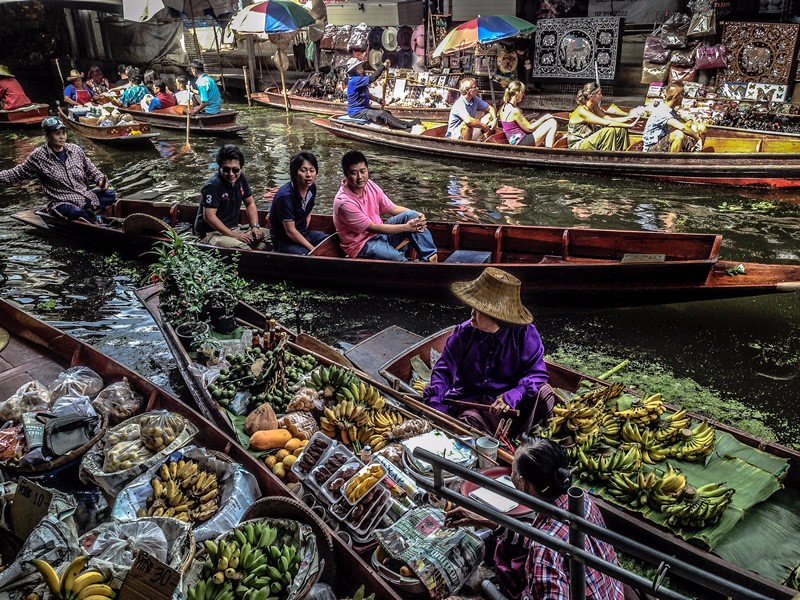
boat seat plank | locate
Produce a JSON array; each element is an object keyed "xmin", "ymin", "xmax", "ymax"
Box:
[
  {"xmin": 345, "ymin": 325, "xmax": 423, "ymax": 383},
  {"xmin": 444, "ymin": 250, "xmax": 492, "ymax": 264}
]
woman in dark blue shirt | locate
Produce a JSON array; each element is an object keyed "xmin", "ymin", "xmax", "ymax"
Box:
[{"xmin": 268, "ymin": 151, "xmax": 328, "ymax": 255}]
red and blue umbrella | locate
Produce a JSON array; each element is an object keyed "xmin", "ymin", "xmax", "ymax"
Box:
[
  {"xmin": 230, "ymin": 0, "xmax": 315, "ymax": 34},
  {"xmin": 433, "ymin": 15, "xmax": 536, "ymax": 57}
]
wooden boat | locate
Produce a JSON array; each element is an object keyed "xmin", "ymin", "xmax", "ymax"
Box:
[
  {"xmin": 311, "ymin": 116, "xmax": 800, "ymax": 189},
  {"xmin": 12, "ymin": 199, "xmax": 800, "ymax": 307},
  {"xmin": 0, "ymin": 103, "xmax": 49, "ymax": 126},
  {"xmin": 252, "ymin": 88, "xmax": 452, "ymax": 120},
  {"xmin": 117, "ymin": 105, "xmax": 247, "ymax": 135},
  {"xmin": 57, "ymin": 106, "xmax": 158, "ymax": 147},
  {"xmin": 0, "ymin": 298, "xmax": 400, "ymax": 600},
  {"xmin": 369, "ymin": 325, "xmax": 800, "ymax": 599}
]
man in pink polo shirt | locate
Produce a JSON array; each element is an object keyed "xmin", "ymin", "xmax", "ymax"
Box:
[{"xmin": 333, "ymin": 150, "xmax": 437, "ymax": 261}]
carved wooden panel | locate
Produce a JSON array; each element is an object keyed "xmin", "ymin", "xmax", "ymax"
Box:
[
  {"xmin": 719, "ymin": 21, "xmax": 799, "ymax": 85},
  {"xmin": 532, "ymin": 17, "xmax": 623, "ymax": 81}
]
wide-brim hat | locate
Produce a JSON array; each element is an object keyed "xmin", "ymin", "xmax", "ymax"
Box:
[
  {"xmin": 368, "ymin": 49, "xmax": 383, "ymax": 70},
  {"xmin": 395, "ymin": 49, "xmax": 413, "ymax": 69},
  {"xmin": 497, "ymin": 48, "xmax": 518, "ymax": 74},
  {"xmin": 122, "ymin": 213, "xmax": 172, "ymax": 236},
  {"xmin": 0, "ymin": 65, "xmax": 14, "ymax": 78},
  {"xmin": 307, "ymin": 0, "xmax": 326, "ymax": 20},
  {"xmin": 450, "ymin": 267, "xmax": 533, "ymax": 325},
  {"xmin": 411, "ymin": 24, "xmax": 425, "ymax": 56},
  {"xmin": 274, "ymin": 49, "xmax": 290, "ymax": 72},
  {"xmin": 308, "ymin": 20, "xmax": 325, "ymax": 42},
  {"xmin": 381, "ymin": 26, "xmax": 398, "ymax": 51},
  {"xmin": 368, "ymin": 26, "xmax": 384, "ymax": 49},
  {"xmin": 346, "ymin": 57, "xmax": 366, "ymax": 74},
  {"xmin": 411, "ymin": 52, "xmax": 426, "ymax": 73},
  {"xmin": 67, "ymin": 69, "xmax": 84, "ymax": 82},
  {"xmin": 397, "ymin": 25, "xmax": 413, "ymax": 50}
]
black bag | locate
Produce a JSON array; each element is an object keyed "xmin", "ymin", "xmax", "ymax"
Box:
[{"xmin": 38, "ymin": 413, "xmax": 99, "ymax": 458}]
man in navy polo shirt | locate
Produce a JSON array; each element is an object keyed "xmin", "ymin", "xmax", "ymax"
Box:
[{"xmin": 194, "ymin": 144, "xmax": 265, "ymax": 249}]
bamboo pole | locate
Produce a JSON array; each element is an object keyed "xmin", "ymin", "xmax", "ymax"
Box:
[
  {"xmin": 380, "ymin": 66, "xmax": 389, "ymax": 107},
  {"xmin": 279, "ymin": 66, "xmax": 289, "ymax": 113},
  {"xmin": 243, "ymin": 66, "xmax": 252, "ymax": 106}
]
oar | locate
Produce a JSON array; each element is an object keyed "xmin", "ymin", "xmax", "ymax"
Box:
[
  {"xmin": 380, "ymin": 66, "xmax": 390, "ymax": 107},
  {"xmin": 180, "ymin": 100, "xmax": 191, "ymax": 152}
]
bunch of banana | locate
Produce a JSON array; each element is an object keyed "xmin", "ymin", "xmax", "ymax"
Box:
[
  {"xmin": 308, "ymin": 365, "xmax": 358, "ymax": 399},
  {"xmin": 606, "ymin": 470, "xmax": 659, "ymax": 508},
  {"xmin": 371, "ymin": 410, "xmax": 406, "ymax": 436},
  {"xmin": 336, "ymin": 381, "xmax": 386, "ymax": 411},
  {"xmin": 613, "ymin": 393, "xmax": 666, "ymax": 426},
  {"xmin": 320, "ymin": 400, "xmax": 372, "ymax": 446},
  {"xmin": 201, "ymin": 540, "xmax": 243, "ymax": 584},
  {"xmin": 410, "ymin": 378, "xmax": 427, "ymax": 393},
  {"xmin": 574, "ymin": 445, "xmax": 640, "ymax": 482},
  {"xmin": 138, "ymin": 459, "xmax": 219, "ymax": 522},
  {"xmin": 566, "ymin": 429, "xmax": 600, "ymax": 460},
  {"xmin": 665, "ymin": 422, "xmax": 716, "ymax": 461},
  {"xmin": 573, "ymin": 382, "xmax": 625, "ymax": 404},
  {"xmin": 31, "ymin": 556, "xmax": 114, "ymax": 600},
  {"xmin": 621, "ymin": 422, "xmax": 668, "ymax": 464},
  {"xmin": 647, "ymin": 464, "xmax": 687, "ymax": 509},
  {"xmin": 652, "ymin": 409, "xmax": 690, "ymax": 444},
  {"xmin": 661, "ymin": 482, "xmax": 734, "ymax": 528},
  {"xmin": 551, "ymin": 400, "xmax": 602, "ymax": 439}
]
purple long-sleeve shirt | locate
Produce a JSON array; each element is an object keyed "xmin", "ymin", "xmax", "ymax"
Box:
[{"xmin": 423, "ymin": 320, "xmax": 549, "ymax": 412}]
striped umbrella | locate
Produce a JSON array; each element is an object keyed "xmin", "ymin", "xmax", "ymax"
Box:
[
  {"xmin": 230, "ymin": 0, "xmax": 315, "ymax": 34},
  {"xmin": 433, "ymin": 15, "xmax": 536, "ymax": 57}
]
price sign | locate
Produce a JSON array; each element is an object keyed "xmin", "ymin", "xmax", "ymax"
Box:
[
  {"xmin": 11, "ymin": 477, "xmax": 53, "ymax": 539},
  {"xmin": 119, "ymin": 551, "xmax": 180, "ymax": 600}
]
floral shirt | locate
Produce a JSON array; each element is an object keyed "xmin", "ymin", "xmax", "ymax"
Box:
[{"xmin": 0, "ymin": 142, "xmax": 104, "ymax": 211}]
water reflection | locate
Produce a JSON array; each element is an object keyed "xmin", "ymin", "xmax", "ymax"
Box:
[{"xmin": 0, "ymin": 105, "xmax": 799, "ymax": 442}]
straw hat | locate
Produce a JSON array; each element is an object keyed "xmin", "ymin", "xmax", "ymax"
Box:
[
  {"xmin": 450, "ymin": 267, "xmax": 532, "ymax": 325},
  {"xmin": 274, "ymin": 49, "xmax": 290, "ymax": 72},
  {"xmin": 381, "ymin": 27, "xmax": 398, "ymax": 51},
  {"xmin": 368, "ymin": 49, "xmax": 383, "ymax": 70},
  {"xmin": 67, "ymin": 69, "xmax": 84, "ymax": 82},
  {"xmin": 122, "ymin": 213, "xmax": 172, "ymax": 236},
  {"xmin": 308, "ymin": 20, "xmax": 325, "ymax": 42},
  {"xmin": 346, "ymin": 57, "xmax": 366, "ymax": 74},
  {"xmin": 0, "ymin": 65, "xmax": 14, "ymax": 78}
]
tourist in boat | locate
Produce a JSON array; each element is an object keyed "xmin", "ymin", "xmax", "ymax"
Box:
[
  {"xmin": 86, "ymin": 65, "xmax": 109, "ymax": 94},
  {"xmin": 345, "ymin": 58, "xmax": 420, "ymax": 131},
  {"xmin": 0, "ymin": 117, "xmax": 115, "ymax": 221},
  {"xmin": 194, "ymin": 144, "xmax": 265, "ymax": 250},
  {"xmin": 446, "ymin": 76, "xmax": 497, "ymax": 140},
  {"xmin": 642, "ymin": 83, "xmax": 703, "ymax": 153},
  {"xmin": 333, "ymin": 150, "xmax": 437, "ymax": 261},
  {"xmin": 143, "ymin": 69, "xmax": 157, "ymax": 94},
  {"xmin": 445, "ymin": 436, "xmax": 624, "ymax": 600},
  {"xmin": 423, "ymin": 267, "xmax": 554, "ymax": 436},
  {"xmin": 118, "ymin": 72, "xmax": 148, "ymax": 108},
  {"xmin": 174, "ymin": 76, "xmax": 192, "ymax": 106},
  {"xmin": 113, "ymin": 64, "xmax": 128, "ymax": 88},
  {"xmin": 269, "ymin": 151, "xmax": 328, "ymax": 255},
  {"xmin": 63, "ymin": 70, "xmax": 94, "ymax": 106},
  {"xmin": 567, "ymin": 82, "xmax": 636, "ymax": 151},
  {"xmin": 189, "ymin": 60, "xmax": 222, "ymax": 116},
  {"xmin": 0, "ymin": 65, "xmax": 32, "ymax": 110},
  {"xmin": 499, "ymin": 81, "xmax": 558, "ymax": 147},
  {"xmin": 142, "ymin": 80, "xmax": 177, "ymax": 112}
]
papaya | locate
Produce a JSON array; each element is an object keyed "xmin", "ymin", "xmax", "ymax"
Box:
[{"xmin": 250, "ymin": 428, "xmax": 292, "ymax": 451}]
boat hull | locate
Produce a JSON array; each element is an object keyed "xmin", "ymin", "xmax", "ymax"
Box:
[
  {"xmin": 58, "ymin": 107, "xmax": 158, "ymax": 147},
  {"xmin": 311, "ymin": 117, "xmax": 800, "ymax": 188},
  {"xmin": 11, "ymin": 200, "xmax": 800, "ymax": 307},
  {"xmin": 118, "ymin": 105, "xmax": 246, "ymax": 135},
  {"xmin": 0, "ymin": 103, "xmax": 49, "ymax": 126}
]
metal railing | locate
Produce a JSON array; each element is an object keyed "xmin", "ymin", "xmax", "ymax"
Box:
[{"xmin": 412, "ymin": 447, "xmax": 773, "ymax": 600}]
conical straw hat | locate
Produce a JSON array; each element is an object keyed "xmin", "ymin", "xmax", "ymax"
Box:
[{"xmin": 450, "ymin": 267, "xmax": 532, "ymax": 325}]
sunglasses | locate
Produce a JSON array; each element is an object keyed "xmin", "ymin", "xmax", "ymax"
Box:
[{"xmin": 221, "ymin": 166, "xmax": 241, "ymax": 174}]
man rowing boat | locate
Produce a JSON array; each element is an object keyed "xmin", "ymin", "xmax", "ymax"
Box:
[{"xmin": 0, "ymin": 65, "xmax": 32, "ymax": 110}]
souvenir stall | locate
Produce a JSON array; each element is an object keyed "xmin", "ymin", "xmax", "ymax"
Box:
[{"xmin": 640, "ymin": 0, "xmax": 800, "ymax": 134}]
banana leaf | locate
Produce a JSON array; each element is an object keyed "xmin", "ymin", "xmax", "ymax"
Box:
[{"xmin": 410, "ymin": 353, "xmax": 432, "ymax": 383}]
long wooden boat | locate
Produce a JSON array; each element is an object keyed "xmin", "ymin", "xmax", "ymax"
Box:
[
  {"xmin": 371, "ymin": 326, "xmax": 800, "ymax": 599},
  {"xmin": 0, "ymin": 298, "xmax": 400, "ymax": 600},
  {"xmin": 57, "ymin": 106, "xmax": 158, "ymax": 147},
  {"xmin": 0, "ymin": 103, "xmax": 49, "ymax": 126},
  {"xmin": 311, "ymin": 116, "xmax": 800, "ymax": 188},
  {"xmin": 12, "ymin": 199, "xmax": 800, "ymax": 307},
  {"xmin": 251, "ymin": 88, "xmax": 452, "ymax": 120},
  {"xmin": 117, "ymin": 105, "xmax": 247, "ymax": 135}
]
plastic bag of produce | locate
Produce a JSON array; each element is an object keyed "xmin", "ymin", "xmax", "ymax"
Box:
[
  {"xmin": 139, "ymin": 412, "xmax": 186, "ymax": 452},
  {"xmin": 51, "ymin": 394, "xmax": 97, "ymax": 419},
  {"xmin": 49, "ymin": 367, "xmax": 104, "ymax": 401},
  {"xmin": 81, "ymin": 411, "xmax": 198, "ymax": 499},
  {"xmin": 281, "ymin": 411, "xmax": 319, "ymax": 441},
  {"xmin": 111, "ymin": 445, "xmax": 258, "ymax": 542},
  {"xmin": 0, "ymin": 424, "xmax": 24, "ymax": 461},
  {"xmin": 287, "ymin": 387, "xmax": 323, "ymax": 413},
  {"xmin": 0, "ymin": 381, "xmax": 51, "ymax": 424},
  {"xmin": 102, "ymin": 439, "xmax": 153, "ymax": 473},
  {"xmin": 92, "ymin": 379, "xmax": 144, "ymax": 426}
]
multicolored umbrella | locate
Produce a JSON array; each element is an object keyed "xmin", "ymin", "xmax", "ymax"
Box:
[
  {"xmin": 433, "ymin": 15, "xmax": 536, "ymax": 57},
  {"xmin": 230, "ymin": 0, "xmax": 315, "ymax": 34}
]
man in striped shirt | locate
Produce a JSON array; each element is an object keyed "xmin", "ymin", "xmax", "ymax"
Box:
[{"xmin": 0, "ymin": 117, "xmax": 115, "ymax": 220}]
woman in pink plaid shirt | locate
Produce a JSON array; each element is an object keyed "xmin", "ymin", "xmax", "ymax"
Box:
[{"xmin": 446, "ymin": 437, "xmax": 624, "ymax": 600}]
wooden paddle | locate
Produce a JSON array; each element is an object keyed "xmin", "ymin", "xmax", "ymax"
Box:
[
  {"xmin": 443, "ymin": 398, "xmax": 520, "ymax": 417},
  {"xmin": 380, "ymin": 66, "xmax": 390, "ymax": 107},
  {"xmin": 180, "ymin": 100, "xmax": 191, "ymax": 152}
]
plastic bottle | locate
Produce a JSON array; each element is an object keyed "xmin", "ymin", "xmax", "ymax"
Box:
[{"xmin": 359, "ymin": 444, "xmax": 372, "ymax": 463}]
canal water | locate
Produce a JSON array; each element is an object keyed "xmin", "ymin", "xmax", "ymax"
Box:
[{"xmin": 1, "ymin": 105, "xmax": 799, "ymax": 445}]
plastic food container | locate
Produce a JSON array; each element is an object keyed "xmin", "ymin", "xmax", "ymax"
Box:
[
  {"xmin": 329, "ymin": 498, "xmax": 354, "ymax": 522},
  {"xmin": 320, "ymin": 457, "xmax": 363, "ymax": 505},
  {"xmin": 291, "ymin": 431, "xmax": 335, "ymax": 480},
  {"xmin": 351, "ymin": 487, "xmax": 391, "ymax": 536},
  {"xmin": 310, "ymin": 446, "xmax": 354, "ymax": 490},
  {"xmin": 342, "ymin": 462, "xmax": 387, "ymax": 505}
]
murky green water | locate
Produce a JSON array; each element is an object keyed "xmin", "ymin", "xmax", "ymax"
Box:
[{"xmin": 1, "ymin": 105, "xmax": 799, "ymax": 444}]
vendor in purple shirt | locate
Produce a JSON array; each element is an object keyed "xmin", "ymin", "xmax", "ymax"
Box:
[
  {"xmin": 345, "ymin": 57, "xmax": 419, "ymax": 131},
  {"xmin": 423, "ymin": 267, "xmax": 555, "ymax": 437}
]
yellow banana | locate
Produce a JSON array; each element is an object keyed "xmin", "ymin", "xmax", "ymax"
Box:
[
  {"xmin": 71, "ymin": 572, "xmax": 105, "ymax": 596},
  {"xmin": 60, "ymin": 555, "xmax": 90, "ymax": 595},
  {"xmin": 77, "ymin": 584, "xmax": 114, "ymax": 600},
  {"xmin": 30, "ymin": 560, "xmax": 61, "ymax": 596}
]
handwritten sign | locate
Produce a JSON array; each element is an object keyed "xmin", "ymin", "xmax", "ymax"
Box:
[
  {"xmin": 11, "ymin": 477, "xmax": 53, "ymax": 539},
  {"xmin": 119, "ymin": 551, "xmax": 180, "ymax": 600}
]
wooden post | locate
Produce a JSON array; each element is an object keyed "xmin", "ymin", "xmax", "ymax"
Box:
[
  {"xmin": 243, "ymin": 66, "xmax": 252, "ymax": 106},
  {"xmin": 279, "ymin": 67, "xmax": 289, "ymax": 113}
]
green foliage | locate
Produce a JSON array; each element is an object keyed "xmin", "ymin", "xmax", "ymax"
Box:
[{"xmin": 147, "ymin": 229, "xmax": 246, "ymax": 326}]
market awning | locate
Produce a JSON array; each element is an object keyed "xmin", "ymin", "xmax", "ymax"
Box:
[{"xmin": 0, "ymin": 0, "xmax": 123, "ymax": 11}]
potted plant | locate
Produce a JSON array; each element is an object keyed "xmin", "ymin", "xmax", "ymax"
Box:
[
  {"xmin": 205, "ymin": 288, "xmax": 237, "ymax": 334},
  {"xmin": 175, "ymin": 320, "xmax": 210, "ymax": 351}
]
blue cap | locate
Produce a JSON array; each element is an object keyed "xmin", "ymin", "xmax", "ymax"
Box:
[{"xmin": 41, "ymin": 117, "xmax": 67, "ymax": 133}]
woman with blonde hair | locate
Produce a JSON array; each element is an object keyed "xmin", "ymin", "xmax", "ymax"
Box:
[
  {"xmin": 567, "ymin": 81, "xmax": 636, "ymax": 151},
  {"xmin": 499, "ymin": 81, "xmax": 558, "ymax": 147}
]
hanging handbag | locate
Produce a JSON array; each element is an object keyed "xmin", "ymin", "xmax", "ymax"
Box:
[
  {"xmin": 687, "ymin": 9, "xmax": 716, "ymax": 37},
  {"xmin": 38, "ymin": 413, "xmax": 99, "ymax": 458},
  {"xmin": 670, "ymin": 48, "xmax": 696, "ymax": 67},
  {"xmin": 668, "ymin": 64, "xmax": 698, "ymax": 83},
  {"xmin": 320, "ymin": 24, "xmax": 336, "ymax": 50},
  {"xmin": 661, "ymin": 13, "xmax": 690, "ymax": 49},
  {"xmin": 334, "ymin": 25, "xmax": 352, "ymax": 51},
  {"xmin": 644, "ymin": 30, "xmax": 671, "ymax": 64},
  {"xmin": 695, "ymin": 44, "xmax": 727, "ymax": 69}
]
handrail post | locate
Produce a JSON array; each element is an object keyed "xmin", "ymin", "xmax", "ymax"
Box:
[{"xmin": 568, "ymin": 486, "xmax": 586, "ymax": 600}]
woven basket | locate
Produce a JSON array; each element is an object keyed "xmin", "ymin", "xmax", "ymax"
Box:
[
  {"xmin": 122, "ymin": 213, "xmax": 172, "ymax": 236},
  {"xmin": 242, "ymin": 496, "xmax": 335, "ymax": 584}
]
